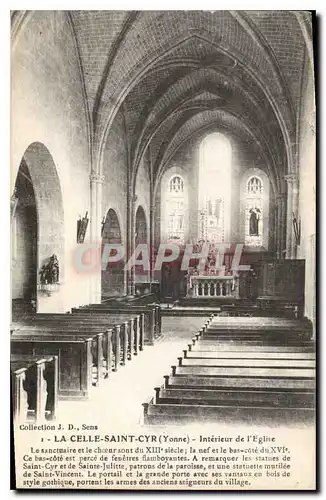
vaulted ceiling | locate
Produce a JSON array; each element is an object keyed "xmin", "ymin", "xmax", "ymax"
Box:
[{"xmin": 13, "ymin": 10, "xmax": 313, "ymax": 190}]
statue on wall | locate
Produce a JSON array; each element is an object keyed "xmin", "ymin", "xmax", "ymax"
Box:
[
  {"xmin": 39, "ymin": 254, "xmax": 59, "ymax": 285},
  {"xmin": 77, "ymin": 212, "xmax": 89, "ymax": 244},
  {"xmin": 249, "ymin": 207, "xmax": 261, "ymax": 236}
]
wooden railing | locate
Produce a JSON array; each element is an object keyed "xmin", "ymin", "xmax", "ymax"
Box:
[{"xmin": 187, "ymin": 275, "xmax": 240, "ymax": 299}]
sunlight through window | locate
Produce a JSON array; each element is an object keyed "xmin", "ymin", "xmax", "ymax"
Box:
[{"xmin": 198, "ymin": 133, "xmax": 232, "ymax": 243}]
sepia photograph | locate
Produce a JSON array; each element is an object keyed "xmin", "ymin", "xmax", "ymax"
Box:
[{"xmin": 10, "ymin": 8, "xmax": 317, "ymax": 491}]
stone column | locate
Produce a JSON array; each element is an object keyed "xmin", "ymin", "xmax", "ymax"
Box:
[
  {"xmin": 149, "ymin": 203, "xmax": 156, "ymax": 284},
  {"xmin": 131, "ymin": 195, "xmax": 138, "ymax": 296},
  {"xmin": 285, "ymin": 174, "xmax": 299, "ymax": 259},
  {"xmin": 127, "ymin": 193, "xmax": 137, "ymax": 296},
  {"xmin": 276, "ymin": 194, "xmax": 286, "ymax": 259},
  {"xmin": 89, "ymin": 172, "xmax": 104, "ymax": 303},
  {"xmin": 291, "ymin": 176, "xmax": 299, "ymax": 259}
]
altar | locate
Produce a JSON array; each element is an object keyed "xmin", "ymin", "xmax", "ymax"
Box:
[{"xmin": 187, "ymin": 274, "xmax": 240, "ymax": 299}]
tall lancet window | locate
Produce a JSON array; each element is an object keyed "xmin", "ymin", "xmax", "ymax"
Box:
[
  {"xmin": 245, "ymin": 176, "xmax": 263, "ymax": 246},
  {"xmin": 167, "ymin": 175, "xmax": 185, "ymax": 242},
  {"xmin": 241, "ymin": 169, "xmax": 270, "ymax": 249},
  {"xmin": 198, "ymin": 133, "xmax": 232, "ymax": 243}
]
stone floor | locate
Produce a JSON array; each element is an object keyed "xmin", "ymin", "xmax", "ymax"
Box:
[{"xmin": 57, "ymin": 316, "xmax": 208, "ymax": 427}]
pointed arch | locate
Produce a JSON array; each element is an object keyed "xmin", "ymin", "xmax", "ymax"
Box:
[{"xmin": 12, "ymin": 142, "xmax": 65, "ymax": 311}]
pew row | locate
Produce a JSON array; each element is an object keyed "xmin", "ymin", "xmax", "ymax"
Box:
[
  {"xmin": 73, "ymin": 303, "xmax": 161, "ymax": 345},
  {"xmin": 143, "ymin": 403, "xmax": 315, "ymax": 425},
  {"xmin": 12, "ymin": 325, "xmax": 140, "ymax": 400},
  {"xmin": 13, "ymin": 312, "xmax": 144, "ymax": 368},
  {"xmin": 143, "ymin": 316, "xmax": 316, "ymax": 425},
  {"xmin": 206, "ymin": 316, "xmax": 312, "ymax": 340},
  {"xmin": 11, "ymin": 309, "xmax": 147, "ymax": 401}
]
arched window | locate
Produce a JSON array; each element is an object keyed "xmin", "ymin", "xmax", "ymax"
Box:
[
  {"xmin": 247, "ymin": 176, "xmax": 263, "ymax": 196},
  {"xmin": 240, "ymin": 169, "xmax": 270, "ymax": 249},
  {"xmin": 244, "ymin": 175, "xmax": 264, "ymax": 246},
  {"xmin": 198, "ymin": 133, "xmax": 232, "ymax": 243},
  {"xmin": 102, "ymin": 209, "xmax": 122, "ymax": 243},
  {"xmin": 167, "ymin": 175, "xmax": 185, "ymax": 242},
  {"xmin": 169, "ymin": 175, "xmax": 184, "ymax": 193}
]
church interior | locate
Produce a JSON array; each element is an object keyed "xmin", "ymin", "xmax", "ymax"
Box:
[{"xmin": 10, "ymin": 11, "xmax": 316, "ymax": 427}]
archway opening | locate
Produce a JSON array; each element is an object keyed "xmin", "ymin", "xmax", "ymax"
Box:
[
  {"xmin": 101, "ymin": 209, "xmax": 125, "ymax": 298},
  {"xmin": 11, "ymin": 160, "xmax": 37, "ymax": 313},
  {"xmin": 11, "ymin": 142, "xmax": 64, "ymax": 315}
]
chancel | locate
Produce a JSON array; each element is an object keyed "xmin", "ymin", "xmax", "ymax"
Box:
[{"xmin": 11, "ymin": 11, "xmax": 315, "ymax": 428}]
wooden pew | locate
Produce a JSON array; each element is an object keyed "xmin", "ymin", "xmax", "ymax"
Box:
[
  {"xmin": 163, "ymin": 375, "xmax": 315, "ymax": 390},
  {"xmin": 205, "ymin": 326, "xmax": 311, "ymax": 341},
  {"xmin": 184, "ymin": 350, "xmax": 316, "ymax": 359},
  {"xmin": 208, "ymin": 316, "xmax": 312, "ymax": 333},
  {"xmin": 67, "ymin": 311, "xmax": 145, "ymax": 355},
  {"xmin": 192, "ymin": 338, "xmax": 315, "ymax": 350},
  {"xmin": 71, "ymin": 307, "xmax": 149, "ymax": 344},
  {"xmin": 157, "ymin": 388, "xmax": 315, "ymax": 408},
  {"xmin": 202, "ymin": 334, "xmax": 311, "ymax": 343},
  {"xmin": 78, "ymin": 304, "xmax": 161, "ymax": 343},
  {"xmin": 221, "ymin": 305, "xmax": 260, "ymax": 317},
  {"xmin": 170, "ymin": 365, "xmax": 315, "ymax": 378},
  {"xmin": 11, "ymin": 354, "xmax": 58, "ymax": 422},
  {"xmin": 191, "ymin": 329, "xmax": 315, "ymax": 348},
  {"xmin": 74, "ymin": 304, "xmax": 161, "ymax": 345},
  {"xmin": 143, "ymin": 402, "xmax": 315, "ymax": 425},
  {"xmin": 11, "ymin": 335, "xmax": 95, "ymax": 400},
  {"xmin": 178, "ymin": 357, "xmax": 315, "ymax": 368},
  {"xmin": 12, "ymin": 325, "xmax": 110, "ymax": 382},
  {"xmin": 220, "ymin": 304, "xmax": 300, "ymax": 319}
]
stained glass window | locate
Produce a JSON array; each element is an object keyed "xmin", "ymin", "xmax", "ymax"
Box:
[
  {"xmin": 245, "ymin": 176, "xmax": 263, "ymax": 247},
  {"xmin": 167, "ymin": 175, "xmax": 185, "ymax": 241},
  {"xmin": 198, "ymin": 133, "xmax": 232, "ymax": 243}
]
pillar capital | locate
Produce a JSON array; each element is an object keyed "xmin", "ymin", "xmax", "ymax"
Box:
[
  {"xmin": 284, "ymin": 173, "xmax": 299, "ymax": 185},
  {"xmin": 89, "ymin": 172, "xmax": 105, "ymax": 184}
]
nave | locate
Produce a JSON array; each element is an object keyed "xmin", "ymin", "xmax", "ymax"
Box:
[{"xmin": 10, "ymin": 10, "xmax": 316, "ymax": 435}]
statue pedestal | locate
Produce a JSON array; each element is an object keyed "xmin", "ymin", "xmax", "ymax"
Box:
[{"xmin": 36, "ymin": 283, "xmax": 65, "ymax": 313}]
